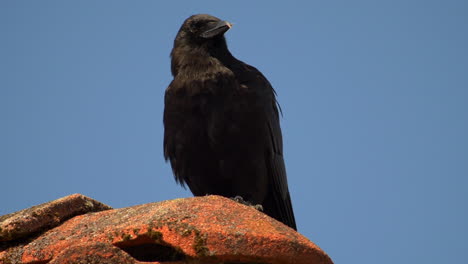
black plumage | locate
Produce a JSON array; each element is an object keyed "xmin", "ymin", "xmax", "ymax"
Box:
[{"xmin": 163, "ymin": 14, "xmax": 296, "ymax": 230}]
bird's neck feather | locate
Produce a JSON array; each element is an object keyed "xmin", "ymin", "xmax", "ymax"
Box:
[{"xmin": 171, "ymin": 39, "xmax": 235, "ymax": 77}]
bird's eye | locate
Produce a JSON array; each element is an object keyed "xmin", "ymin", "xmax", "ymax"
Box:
[
  {"xmin": 188, "ymin": 19, "xmax": 218, "ymax": 33},
  {"xmin": 192, "ymin": 21, "xmax": 207, "ymax": 29}
]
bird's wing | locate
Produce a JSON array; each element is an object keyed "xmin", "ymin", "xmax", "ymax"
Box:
[
  {"xmin": 163, "ymin": 81, "xmax": 185, "ymax": 185},
  {"xmin": 265, "ymin": 101, "xmax": 297, "ymax": 230},
  {"xmin": 163, "ymin": 80, "xmax": 202, "ymax": 188},
  {"xmin": 236, "ymin": 63, "xmax": 297, "ymax": 230},
  {"xmin": 163, "ymin": 79, "xmax": 221, "ymax": 194}
]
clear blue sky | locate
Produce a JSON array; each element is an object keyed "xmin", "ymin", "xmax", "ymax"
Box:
[{"xmin": 1, "ymin": 1, "xmax": 467, "ymax": 263}]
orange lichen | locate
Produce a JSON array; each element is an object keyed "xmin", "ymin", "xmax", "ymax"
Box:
[{"xmin": 1, "ymin": 194, "xmax": 332, "ymax": 264}]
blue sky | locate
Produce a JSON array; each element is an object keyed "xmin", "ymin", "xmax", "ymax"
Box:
[{"xmin": 1, "ymin": 1, "xmax": 467, "ymax": 263}]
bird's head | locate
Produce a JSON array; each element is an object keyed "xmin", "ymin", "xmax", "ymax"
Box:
[
  {"xmin": 171, "ymin": 14, "xmax": 234, "ymax": 76},
  {"xmin": 174, "ymin": 14, "xmax": 232, "ymax": 48}
]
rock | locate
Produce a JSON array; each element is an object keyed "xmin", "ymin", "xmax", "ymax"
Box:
[
  {"xmin": 0, "ymin": 195, "xmax": 333, "ymax": 264},
  {"xmin": 48, "ymin": 242, "xmax": 138, "ymax": 264},
  {"xmin": 0, "ymin": 193, "xmax": 112, "ymax": 242}
]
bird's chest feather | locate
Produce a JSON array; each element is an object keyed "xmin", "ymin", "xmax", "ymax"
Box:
[{"xmin": 171, "ymin": 71, "xmax": 263, "ymax": 148}]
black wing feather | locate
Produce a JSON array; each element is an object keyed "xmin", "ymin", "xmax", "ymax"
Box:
[{"xmin": 237, "ymin": 64, "xmax": 297, "ymax": 230}]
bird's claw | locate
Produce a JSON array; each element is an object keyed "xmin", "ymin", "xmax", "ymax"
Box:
[
  {"xmin": 230, "ymin": 196, "xmax": 263, "ymax": 212},
  {"xmin": 252, "ymin": 204, "xmax": 264, "ymax": 211}
]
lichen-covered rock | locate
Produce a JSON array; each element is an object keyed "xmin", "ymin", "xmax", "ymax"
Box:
[
  {"xmin": 0, "ymin": 195, "xmax": 333, "ymax": 264},
  {"xmin": 48, "ymin": 242, "xmax": 137, "ymax": 264},
  {"xmin": 0, "ymin": 193, "xmax": 112, "ymax": 242}
]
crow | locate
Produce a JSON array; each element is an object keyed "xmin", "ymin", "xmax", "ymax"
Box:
[{"xmin": 163, "ymin": 14, "xmax": 297, "ymax": 230}]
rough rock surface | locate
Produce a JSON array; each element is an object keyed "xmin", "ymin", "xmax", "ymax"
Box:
[
  {"xmin": 0, "ymin": 193, "xmax": 112, "ymax": 242},
  {"xmin": 0, "ymin": 194, "xmax": 333, "ymax": 264}
]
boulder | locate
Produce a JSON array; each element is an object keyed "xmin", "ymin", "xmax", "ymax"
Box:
[{"xmin": 0, "ymin": 194, "xmax": 332, "ymax": 264}]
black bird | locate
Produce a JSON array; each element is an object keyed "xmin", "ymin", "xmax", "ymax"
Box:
[{"xmin": 163, "ymin": 14, "xmax": 296, "ymax": 230}]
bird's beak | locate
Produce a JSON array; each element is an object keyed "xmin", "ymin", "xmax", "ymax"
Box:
[{"xmin": 200, "ymin": 20, "xmax": 232, "ymax": 38}]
